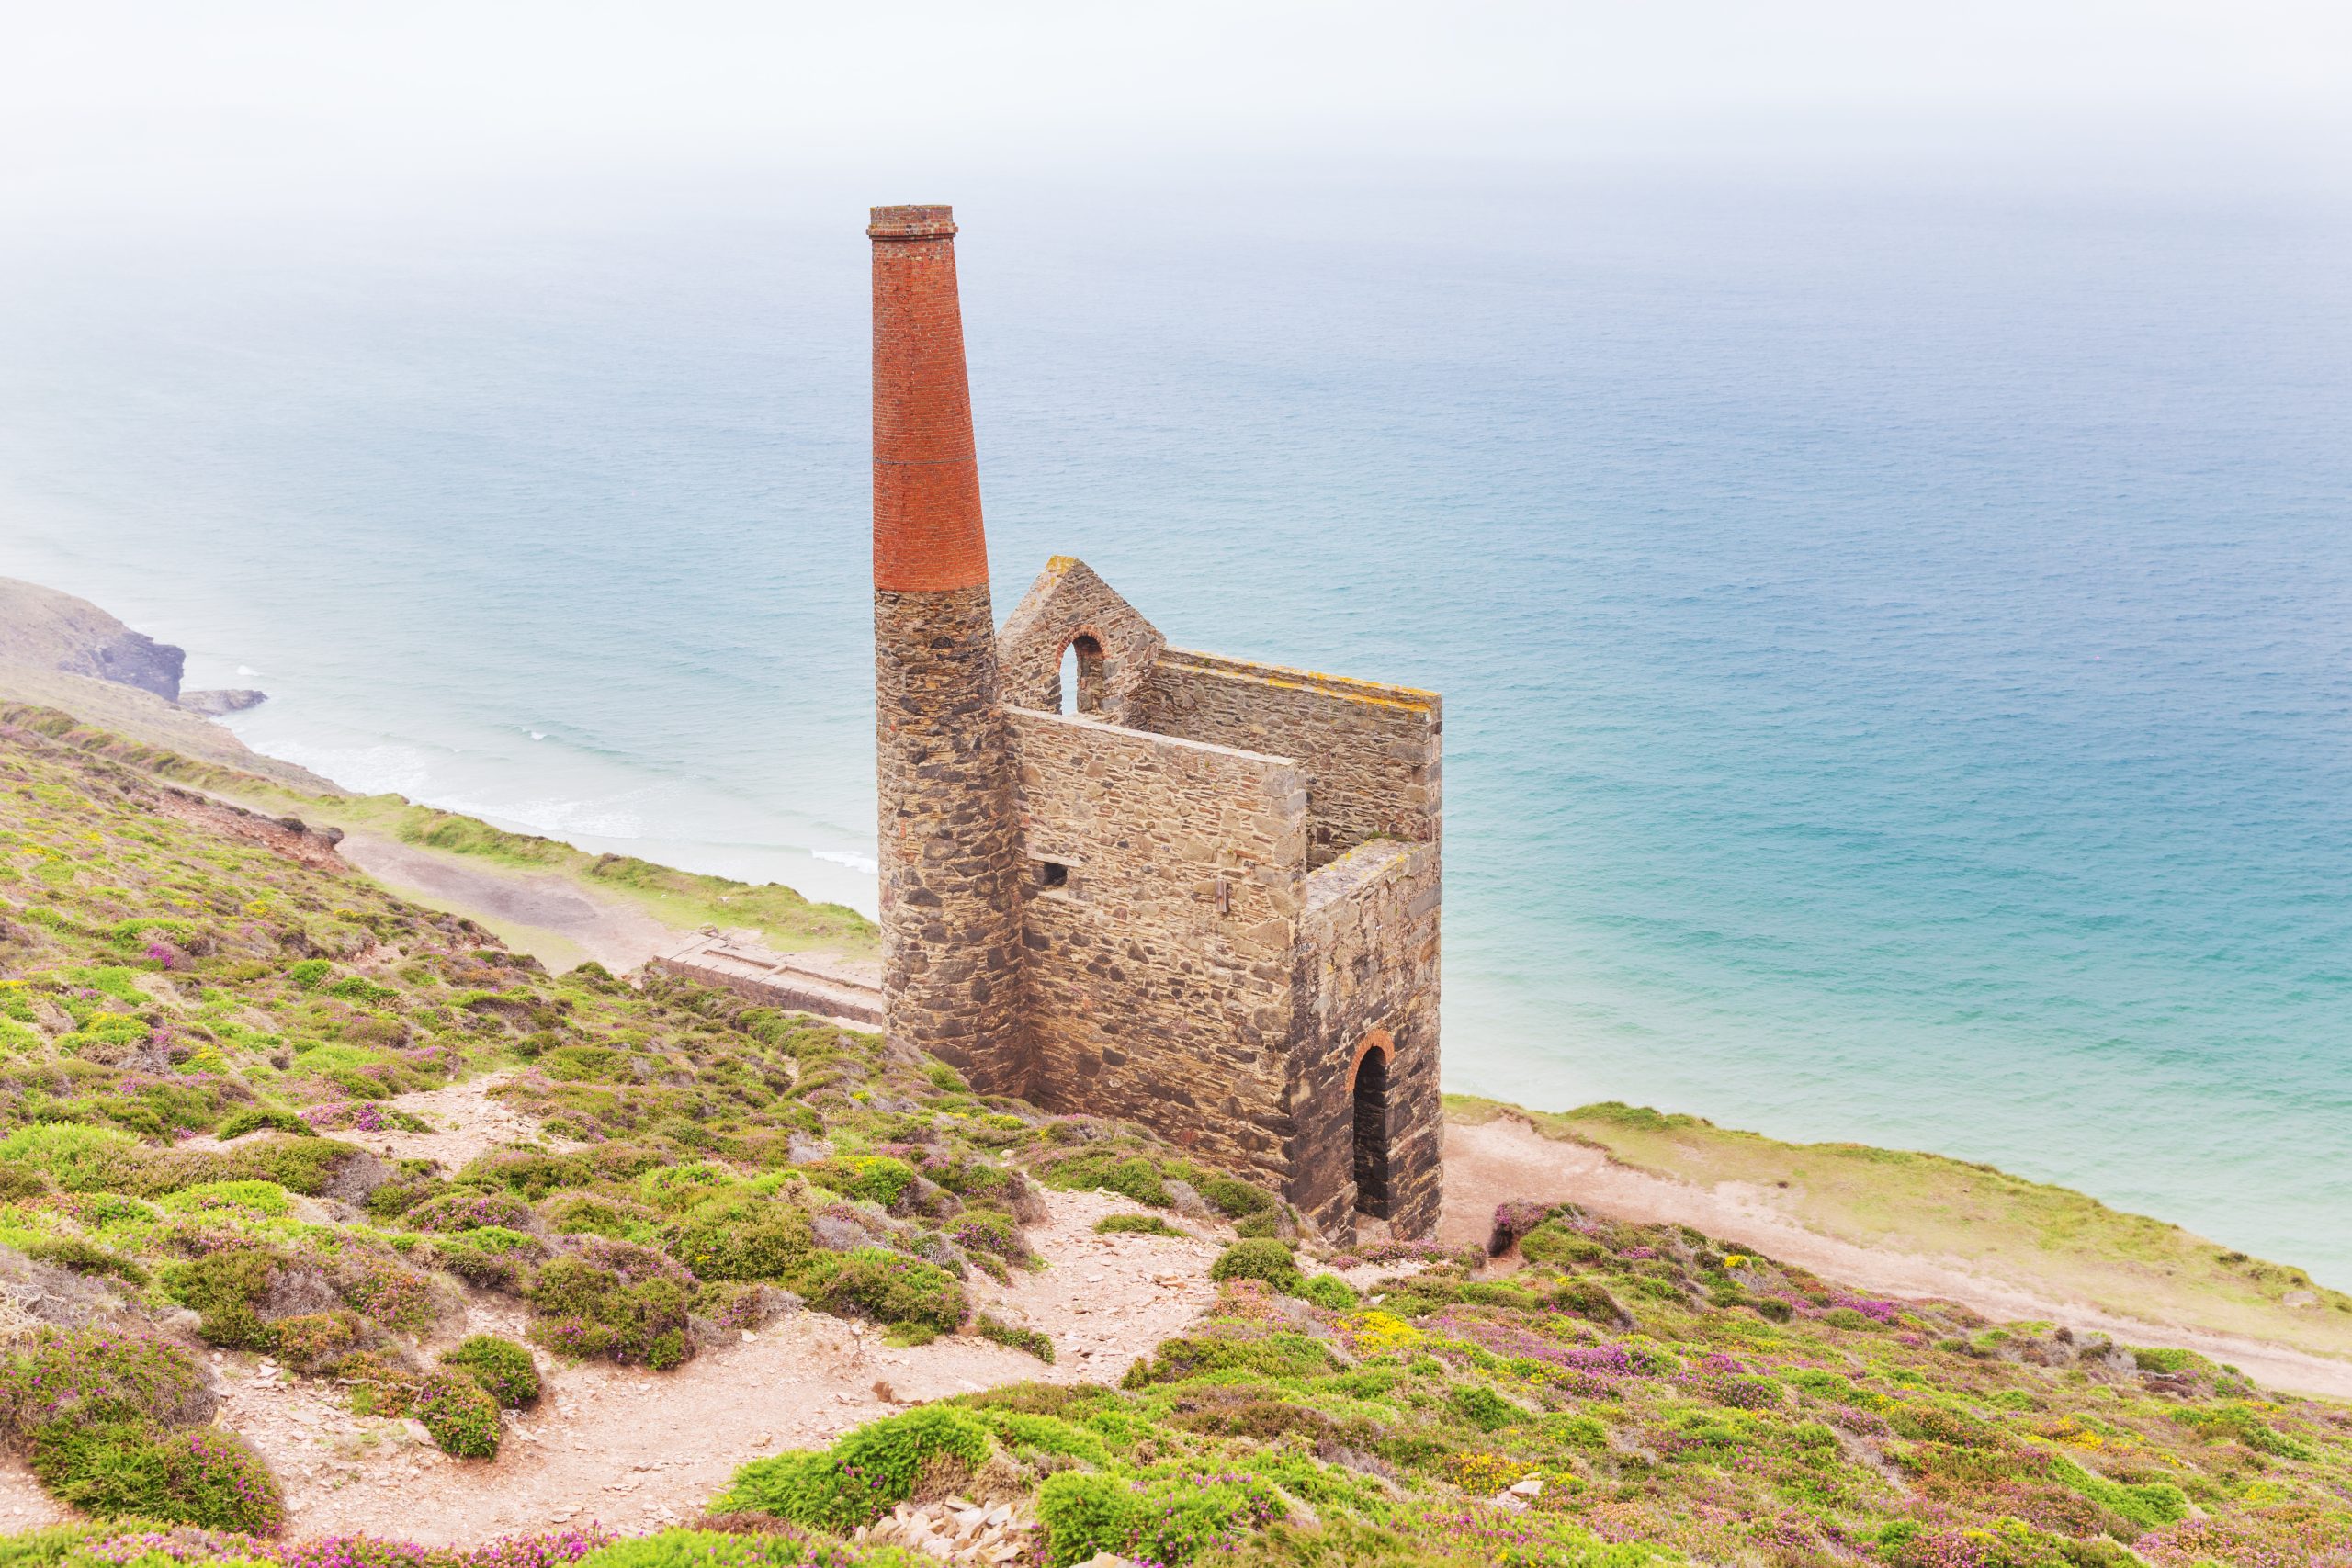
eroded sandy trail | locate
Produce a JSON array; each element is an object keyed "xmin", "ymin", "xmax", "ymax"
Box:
[
  {"xmin": 228, "ymin": 1188, "xmax": 1223, "ymax": 1543},
  {"xmin": 1442, "ymin": 1113, "xmax": 2352, "ymax": 1400}
]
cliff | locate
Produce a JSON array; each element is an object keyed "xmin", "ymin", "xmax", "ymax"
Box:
[{"xmin": 0, "ymin": 578, "xmax": 323, "ymax": 791}]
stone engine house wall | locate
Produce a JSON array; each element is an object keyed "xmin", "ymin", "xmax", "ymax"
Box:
[
  {"xmin": 997, "ymin": 573, "xmax": 1444, "ymax": 1238},
  {"xmin": 1008, "ymin": 708, "xmax": 1307, "ymax": 1182},
  {"xmin": 1132, "ymin": 649, "xmax": 1441, "ymax": 869}
]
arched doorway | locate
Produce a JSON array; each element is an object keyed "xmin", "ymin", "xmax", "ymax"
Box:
[{"xmin": 1351, "ymin": 1031, "xmax": 1393, "ymax": 1219}]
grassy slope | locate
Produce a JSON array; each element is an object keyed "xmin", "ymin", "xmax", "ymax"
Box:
[
  {"xmin": 3, "ymin": 717, "xmax": 2352, "ymax": 1563},
  {"xmin": 0, "ymin": 701, "xmax": 876, "ymax": 960},
  {"xmin": 1450, "ymin": 1095, "xmax": 2352, "ymax": 1363}
]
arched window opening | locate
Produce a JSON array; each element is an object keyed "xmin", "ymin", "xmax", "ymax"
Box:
[
  {"xmin": 1351, "ymin": 1042, "xmax": 1391, "ymax": 1220},
  {"xmin": 1057, "ymin": 634, "xmax": 1105, "ymax": 716}
]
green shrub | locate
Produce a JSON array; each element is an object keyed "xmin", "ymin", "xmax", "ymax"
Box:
[
  {"xmin": 1209, "ymin": 1239, "xmax": 1300, "ymax": 1292},
  {"xmin": 1038, "ymin": 1153, "xmax": 1170, "ymax": 1207},
  {"xmin": 287, "ymin": 959, "xmax": 332, "ymax": 989},
  {"xmin": 1232, "ymin": 1212, "xmax": 1283, "ymax": 1239},
  {"xmin": 671, "ymin": 1198, "xmax": 814, "ymax": 1281},
  {"xmin": 1448, "ymin": 1384, "xmax": 1521, "ymax": 1432},
  {"xmin": 159, "ymin": 1247, "xmax": 280, "ymax": 1350},
  {"xmin": 0, "ymin": 1123, "xmax": 142, "ymax": 1190},
  {"xmin": 1294, "ymin": 1272, "xmax": 1359, "ymax": 1311},
  {"xmin": 796, "ymin": 1248, "xmax": 966, "ymax": 1334},
  {"xmin": 974, "ymin": 1313, "xmax": 1055, "ymax": 1363},
  {"xmin": 526, "ymin": 1255, "xmax": 695, "ymax": 1371},
  {"xmin": 442, "ymin": 1335, "xmax": 542, "ymax": 1409},
  {"xmin": 797, "ymin": 1156, "xmax": 918, "ymax": 1211},
  {"xmin": 267, "ymin": 1311, "xmax": 365, "ymax": 1374},
  {"xmin": 714, "ymin": 1406, "xmax": 993, "ymax": 1531},
  {"xmin": 1197, "ymin": 1177, "xmax": 1273, "ymax": 1219},
  {"xmin": 2048, "ymin": 1454, "xmax": 2191, "ymax": 1529},
  {"xmin": 431, "ymin": 1225, "xmax": 548, "ymax": 1292},
  {"xmin": 19, "ymin": 1235, "xmax": 147, "ymax": 1286},
  {"xmin": 1094, "ymin": 1213, "xmax": 1184, "ymax": 1237},
  {"xmin": 972, "ymin": 1408, "xmax": 1107, "ymax": 1465},
  {"xmin": 1035, "ymin": 1468, "xmax": 1283, "ymax": 1566},
  {"xmin": 414, "ymin": 1370, "xmax": 502, "ymax": 1459},
  {"xmin": 213, "ymin": 1107, "xmax": 317, "ymax": 1141},
  {"xmin": 1519, "ymin": 1222, "xmax": 1608, "ymax": 1267},
  {"xmin": 29, "ymin": 1422, "xmax": 284, "ymax": 1534},
  {"xmin": 1121, "ymin": 1332, "xmax": 1337, "ymax": 1388}
]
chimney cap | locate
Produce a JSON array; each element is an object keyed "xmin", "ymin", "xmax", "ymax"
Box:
[{"xmin": 869, "ymin": 204, "xmax": 957, "ymax": 240}]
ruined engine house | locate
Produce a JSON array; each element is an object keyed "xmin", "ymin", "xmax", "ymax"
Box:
[{"xmin": 867, "ymin": 205, "xmax": 1441, "ymax": 1240}]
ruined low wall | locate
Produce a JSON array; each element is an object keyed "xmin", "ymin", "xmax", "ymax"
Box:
[
  {"xmin": 1008, "ymin": 707, "xmax": 1308, "ymax": 1184},
  {"xmin": 1131, "ymin": 649, "xmax": 1440, "ymax": 868},
  {"xmin": 1294, "ymin": 838, "xmax": 1442, "ymax": 1240}
]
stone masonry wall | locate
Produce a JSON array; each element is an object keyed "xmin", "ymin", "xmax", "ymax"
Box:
[
  {"xmin": 1132, "ymin": 649, "xmax": 1441, "ymax": 868},
  {"xmin": 875, "ymin": 583, "xmax": 1030, "ymax": 1098},
  {"xmin": 1294, "ymin": 838, "xmax": 1442, "ymax": 1240},
  {"xmin": 1007, "ymin": 707, "xmax": 1308, "ymax": 1186}
]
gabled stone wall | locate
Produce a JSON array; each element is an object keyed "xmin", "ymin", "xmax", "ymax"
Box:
[{"xmin": 997, "ymin": 558, "xmax": 1167, "ymax": 725}]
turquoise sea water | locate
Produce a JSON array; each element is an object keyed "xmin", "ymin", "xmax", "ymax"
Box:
[{"xmin": 2, "ymin": 171, "xmax": 2346, "ymax": 1280}]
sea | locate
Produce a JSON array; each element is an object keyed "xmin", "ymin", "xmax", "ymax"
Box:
[{"xmin": 2, "ymin": 164, "xmax": 2346, "ymax": 1282}]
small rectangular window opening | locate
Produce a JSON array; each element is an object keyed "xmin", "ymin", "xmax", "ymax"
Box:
[{"xmin": 1037, "ymin": 861, "xmax": 1070, "ymax": 889}]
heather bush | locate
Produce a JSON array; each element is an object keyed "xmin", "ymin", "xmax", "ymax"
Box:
[
  {"xmin": 973, "ymin": 1314, "xmax": 1054, "ymax": 1363},
  {"xmin": 441, "ymin": 1337, "xmax": 541, "ymax": 1409},
  {"xmin": 33, "ymin": 1423, "xmax": 283, "ymax": 1534},
  {"xmin": 413, "ymin": 1371, "xmax": 501, "ymax": 1459},
  {"xmin": 526, "ymin": 1256, "xmax": 695, "ymax": 1370}
]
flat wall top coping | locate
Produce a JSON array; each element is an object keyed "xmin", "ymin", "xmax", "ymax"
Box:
[
  {"xmin": 1009, "ymin": 703, "xmax": 1306, "ymax": 776},
  {"xmin": 1156, "ymin": 646, "xmax": 1440, "ymax": 717},
  {"xmin": 1303, "ymin": 838, "xmax": 1420, "ymax": 914}
]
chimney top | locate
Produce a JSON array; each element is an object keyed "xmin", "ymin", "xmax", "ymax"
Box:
[{"xmin": 869, "ymin": 205, "xmax": 957, "ymax": 240}]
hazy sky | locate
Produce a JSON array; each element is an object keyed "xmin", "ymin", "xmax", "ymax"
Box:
[{"xmin": 6, "ymin": 1, "xmax": 2349, "ymax": 218}]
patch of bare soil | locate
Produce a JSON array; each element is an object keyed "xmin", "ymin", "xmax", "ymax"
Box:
[
  {"xmin": 335, "ymin": 831, "xmax": 677, "ymax": 976},
  {"xmin": 1442, "ymin": 1112, "xmax": 2352, "ymax": 1400}
]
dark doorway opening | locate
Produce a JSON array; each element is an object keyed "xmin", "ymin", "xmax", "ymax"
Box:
[{"xmin": 1352, "ymin": 1045, "xmax": 1390, "ymax": 1219}]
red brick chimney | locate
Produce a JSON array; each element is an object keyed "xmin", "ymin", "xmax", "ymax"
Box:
[
  {"xmin": 867, "ymin": 204, "xmax": 1029, "ymax": 1096},
  {"xmin": 870, "ymin": 204, "xmax": 989, "ymax": 592}
]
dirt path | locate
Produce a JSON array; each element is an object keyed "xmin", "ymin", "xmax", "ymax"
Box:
[
  {"xmin": 334, "ymin": 830, "xmax": 677, "ymax": 975},
  {"xmin": 1442, "ymin": 1113, "xmax": 2352, "ymax": 1400},
  {"xmin": 211, "ymin": 1183, "xmax": 1221, "ymax": 1543}
]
